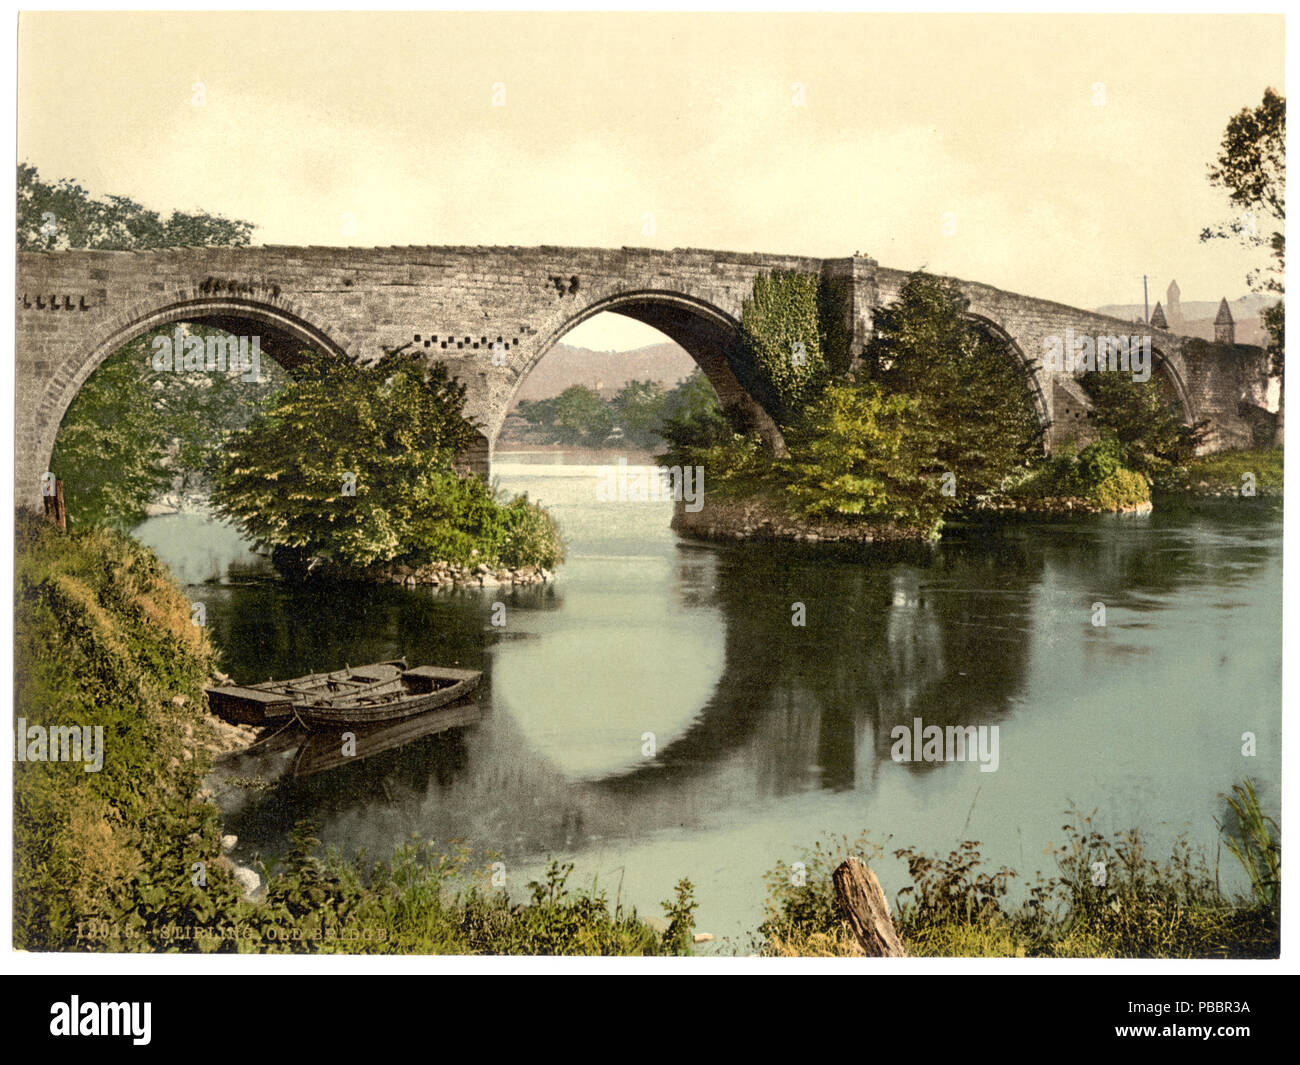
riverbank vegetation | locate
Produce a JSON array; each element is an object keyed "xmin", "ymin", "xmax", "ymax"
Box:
[
  {"xmin": 657, "ymin": 269, "xmax": 1278, "ymax": 537},
  {"xmin": 663, "ymin": 271, "xmax": 1096, "ymax": 538},
  {"xmin": 1155, "ymin": 446, "xmax": 1284, "ymax": 498},
  {"xmin": 760, "ymin": 791, "xmax": 1279, "ymax": 959}
]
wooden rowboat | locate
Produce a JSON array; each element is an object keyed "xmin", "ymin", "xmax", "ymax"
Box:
[
  {"xmin": 294, "ymin": 666, "xmax": 482, "ymax": 730},
  {"xmin": 205, "ymin": 659, "xmax": 408, "ymax": 725}
]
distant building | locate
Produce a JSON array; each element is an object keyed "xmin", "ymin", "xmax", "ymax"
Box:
[
  {"xmin": 1166, "ymin": 279, "xmax": 1183, "ymax": 332},
  {"xmin": 1215, "ymin": 298, "xmax": 1235, "ymax": 345},
  {"xmin": 1149, "ymin": 301, "xmax": 1168, "ymax": 330}
]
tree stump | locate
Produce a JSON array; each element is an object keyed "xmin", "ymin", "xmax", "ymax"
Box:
[{"xmin": 832, "ymin": 857, "xmax": 907, "ymax": 957}]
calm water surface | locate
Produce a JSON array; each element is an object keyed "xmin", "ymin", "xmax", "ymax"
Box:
[{"xmin": 136, "ymin": 456, "xmax": 1283, "ymax": 950}]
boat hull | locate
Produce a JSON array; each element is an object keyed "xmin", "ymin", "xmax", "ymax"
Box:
[
  {"xmin": 205, "ymin": 659, "xmax": 407, "ymax": 725},
  {"xmin": 294, "ymin": 668, "xmax": 482, "ymax": 729}
]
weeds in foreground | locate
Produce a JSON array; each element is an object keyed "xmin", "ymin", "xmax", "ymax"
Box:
[{"xmin": 761, "ymin": 791, "xmax": 1279, "ymax": 959}]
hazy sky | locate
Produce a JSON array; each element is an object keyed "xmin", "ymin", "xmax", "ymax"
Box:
[{"xmin": 18, "ymin": 12, "xmax": 1285, "ymax": 350}]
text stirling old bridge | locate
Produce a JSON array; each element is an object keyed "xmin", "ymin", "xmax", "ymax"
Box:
[{"xmin": 14, "ymin": 245, "xmax": 1274, "ymax": 505}]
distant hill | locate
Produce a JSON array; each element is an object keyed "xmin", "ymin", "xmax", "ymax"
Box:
[
  {"xmin": 510, "ymin": 341, "xmax": 697, "ymax": 405},
  {"xmin": 1093, "ymin": 295, "xmax": 1276, "ymax": 347}
]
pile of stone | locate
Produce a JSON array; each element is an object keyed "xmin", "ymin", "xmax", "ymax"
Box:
[{"xmin": 377, "ymin": 561, "xmax": 553, "ymax": 588}]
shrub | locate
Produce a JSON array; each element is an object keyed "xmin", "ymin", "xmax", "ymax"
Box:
[
  {"xmin": 758, "ymin": 794, "xmax": 1278, "ymax": 958},
  {"xmin": 1010, "ymin": 438, "xmax": 1150, "ymax": 510},
  {"xmin": 783, "ymin": 382, "xmax": 943, "ymax": 532}
]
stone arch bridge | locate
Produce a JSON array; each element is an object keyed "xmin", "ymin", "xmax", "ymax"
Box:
[{"xmin": 15, "ymin": 245, "xmax": 1271, "ymax": 507}]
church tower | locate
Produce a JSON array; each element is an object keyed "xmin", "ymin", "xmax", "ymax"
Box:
[{"xmin": 1166, "ymin": 280, "xmax": 1183, "ymax": 332}]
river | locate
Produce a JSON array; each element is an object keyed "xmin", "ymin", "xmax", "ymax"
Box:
[{"xmin": 134, "ymin": 454, "xmax": 1283, "ymax": 951}]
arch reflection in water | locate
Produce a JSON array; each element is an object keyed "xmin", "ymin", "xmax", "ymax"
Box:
[{"xmin": 181, "ymin": 489, "xmax": 1278, "ymax": 943}]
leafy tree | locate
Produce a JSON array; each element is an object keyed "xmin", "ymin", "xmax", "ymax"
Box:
[
  {"xmin": 212, "ymin": 354, "xmax": 561, "ymax": 571},
  {"xmin": 1079, "ymin": 370, "xmax": 1206, "ymax": 479},
  {"xmin": 611, "ymin": 379, "xmax": 667, "ymax": 448},
  {"xmin": 739, "ymin": 271, "xmax": 829, "ymax": 425},
  {"xmin": 517, "ymin": 385, "xmax": 615, "ymax": 446},
  {"xmin": 49, "ymin": 326, "xmax": 289, "ymax": 528},
  {"xmin": 866, "ymin": 272, "xmax": 1044, "ymax": 507},
  {"xmin": 1200, "ymin": 89, "xmax": 1285, "ymax": 295},
  {"xmin": 1199, "ymin": 89, "xmax": 1285, "ymax": 444},
  {"xmin": 657, "ymin": 370, "xmax": 729, "ymax": 463},
  {"xmin": 49, "ymin": 338, "xmax": 171, "ymax": 529},
  {"xmin": 18, "ymin": 163, "xmax": 254, "ymax": 251}
]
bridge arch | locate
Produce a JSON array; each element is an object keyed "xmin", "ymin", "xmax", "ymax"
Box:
[
  {"xmin": 1148, "ymin": 344, "xmax": 1198, "ymax": 426},
  {"xmin": 964, "ymin": 313, "xmax": 1053, "ymax": 437},
  {"xmin": 501, "ymin": 288, "xmax": 788, "ymax": 457},
  {"xmin": 30, "ymin": 295, "xmax": 348, "ymax": 506}
]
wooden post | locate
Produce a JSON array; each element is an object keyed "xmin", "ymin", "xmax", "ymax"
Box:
[
  {"xmin": 43, "ymin": 478, "xmax": 66, "ymax": 530},
  {"xmin": 832, "ymin": 857, "xmax": 907, "ymax": 957}
]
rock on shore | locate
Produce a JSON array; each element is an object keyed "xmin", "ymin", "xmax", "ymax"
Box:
[{"xmin": 671, "ymin": 498, "xmax": 932, "ymax": 544}]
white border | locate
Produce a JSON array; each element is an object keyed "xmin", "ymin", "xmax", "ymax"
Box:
[{"xmin": 3, "ymin": 2, "xmax": 1294, "ymax": 978}]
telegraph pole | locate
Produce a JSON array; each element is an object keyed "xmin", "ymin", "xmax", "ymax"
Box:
[{"xmin": 1143, "ymin": 275, "xmax": 1150, "ymax": 324}]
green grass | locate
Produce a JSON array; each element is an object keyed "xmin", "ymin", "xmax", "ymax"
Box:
[{"xmin": 1157, "ymin": 446, "xmax": 1283, "ymax": 496}]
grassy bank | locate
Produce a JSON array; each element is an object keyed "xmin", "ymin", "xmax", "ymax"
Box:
[{"xmin": 1155, "ymin": 446, "xmax": 1284, "ymax": 499}]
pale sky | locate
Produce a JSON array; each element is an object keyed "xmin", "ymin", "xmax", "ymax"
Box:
[{"xmin": 17, "ymin": 12, "xmax": 1285, "ymax": 350}]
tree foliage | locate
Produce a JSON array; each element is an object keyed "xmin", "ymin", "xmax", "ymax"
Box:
[
  {"xmin": 516, "ymin": 385, "xmax": 615, "ymax": 447},
  {"xmin": 866, "ymin": 272, "xmax": 1044, "ymax": 506},
  {"xmin": 783, "ymin": 383, "xmax": 942, "ymax": 531},
  {"xmin": 610, "ymin": 380, "xmax": 668, "ymax": 448},
  {"xmin": 657, "ymin": 370, "xmax": 729, "ymax": 461},
  {"xmin": 18, "ymin": 163, "xmax": 255, "ymax": 252},
  {"xmin": 1079, "ymin": 368, "xmax": 1206, "ymax": 479},
  {"xmin": 1200, "ymin": 88, "xmax": 1285, "ymax": 295},
  {"xmin": 1199, "ymin": 89, "xmax": 1285, "ymax": 443},
  {"xmin": 50, "ymin": 327, "xmax": 289, "ymax": 529},
  {"xmin": 212, "ymin": 353, "xmax": 561, "ymax": 571}
]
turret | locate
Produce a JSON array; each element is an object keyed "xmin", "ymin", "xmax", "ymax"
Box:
[
  {"xmin": 1214, "ymin": 298, "xmax": 1235, "ymax": 344},
  {"xmin": 1150, "ymin": 301, "xmax": 1168, "ymax": 330}
]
